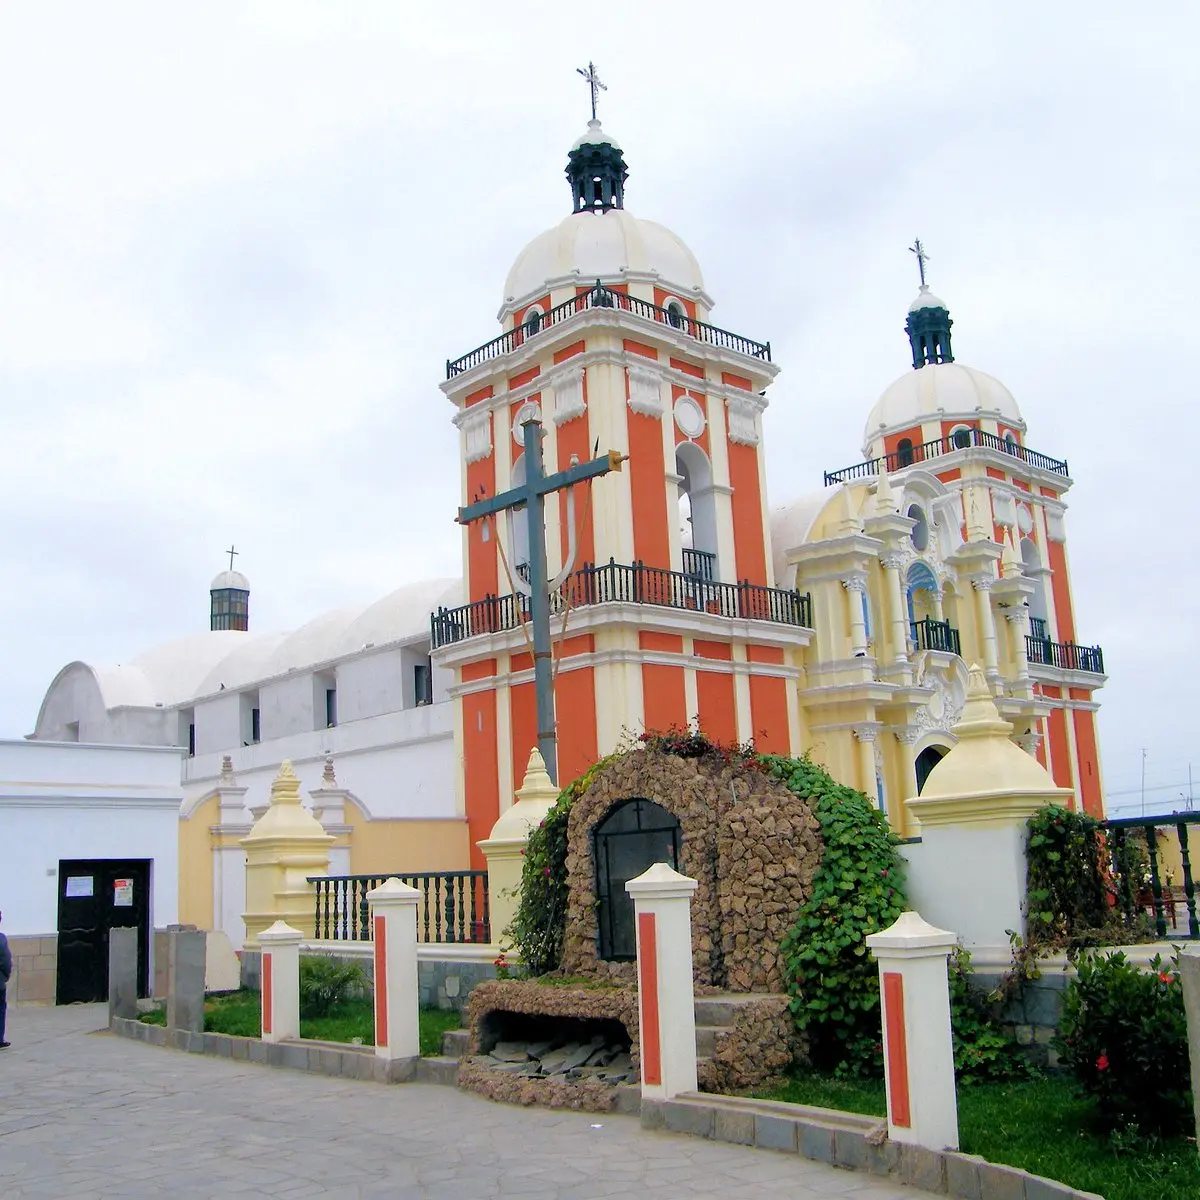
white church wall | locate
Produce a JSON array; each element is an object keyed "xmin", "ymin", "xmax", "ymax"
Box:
[
  {"xmin": 193, "ymin": 692, "xmax": 241, "ymax": 756},
  {"xmin": 181, "ymin": 701, "xmax": 457, "ymax": 820},
  {"xmin": 261, "ymin": 673, "xmax": 318, "ymax": 740},
  {"xmin": 0, "ymin": 740, "xmax": 182, "ymax": 937},
  {"xmin": 337, "ymin": 649, "xmax": 406, "ymax": 723}
]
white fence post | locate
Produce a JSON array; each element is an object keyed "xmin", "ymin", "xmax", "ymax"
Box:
[
  {"xmin": 367, "ymin": 878, "xmax": 422, "ymax": 1068},
  {"xmin": 626, "ymin": 862, "xmax": 699, "ymax": 1101},
  {"xmin": 1180, "ymin": 945, "xmax": 1200, "ymax": 1152},
  {"xmin": 258, "ymin": 921, "xmax": 302, "ymax": 1044},
  {"xmin": 866, "ymin": 911, "xmax": 959, "ymax": 1151}
]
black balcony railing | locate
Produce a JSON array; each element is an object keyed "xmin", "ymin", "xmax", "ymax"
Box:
[
  {"xmin": 431, "ymin": 558, "xmax": 813, "ymax": 649},
  {"xmin": 309, "ymin": 871, "xmax": 490, "ymax": 943},
  {"xmin": 682, "ymin": 547, "xmax": 717, "ymax": 582},
  {"xmin": 823, "ymin": 428, "xmax": 1069, "ymax": 486},
  {"xmin": 1026, "ymin": 635, "xmax": 1104, "ymax": 674},
  {"xmin": 1102, "ymin": 813, "xmax": 1200, "ymax": 940},
  {"xmin": 446, "ymin": 282, "xmax": 770, "ymax": 378},
  {"xmin": 910, "ymin": 617, "xmax": 961, "ymax": 655}
]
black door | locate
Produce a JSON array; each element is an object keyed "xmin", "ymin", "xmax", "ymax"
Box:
[
  {"xmin": 593, "ymin": 799, "xmax": 681, "ymax": 961},
  {"xmin": 57, "ymin": 860, "xmax": 151, "ymax": 1004}
]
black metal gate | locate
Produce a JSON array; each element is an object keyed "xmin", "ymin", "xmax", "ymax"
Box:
[{"xmin": 593, "ymin": 799, "xmax": 680, "ymax": 960}]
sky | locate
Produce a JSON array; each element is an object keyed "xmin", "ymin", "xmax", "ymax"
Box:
[{"xmin": 1, "ymin": 2, "xmax": 1196, "ymax": 816}]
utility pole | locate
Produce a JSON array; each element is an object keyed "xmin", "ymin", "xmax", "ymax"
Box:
[{"xmin": 1140, "ymin": 748, "xmax": 1147, "ymax": 818}]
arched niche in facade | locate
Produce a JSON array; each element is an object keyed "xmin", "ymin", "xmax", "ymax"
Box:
[{"xmin": 675, "ymin": 440, "xmax": 719, "ymax": 575}]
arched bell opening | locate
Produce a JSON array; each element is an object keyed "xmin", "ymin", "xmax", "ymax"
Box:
[
  {"xmin": 914, "ymin": 745, "xmax": 948, "ymax": 795},
  {"xmin": 676, "ymin": 441, "xmax": 718, "ymax": 582}
]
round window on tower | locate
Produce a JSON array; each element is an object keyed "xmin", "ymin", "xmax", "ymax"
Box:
[
  {"xmin": 664, "ymin": 298, "xmax": 687, "ymax": 330},
  {"xmin": 908, "ymin": 504, "xmax": 929, "ymax": 551}
]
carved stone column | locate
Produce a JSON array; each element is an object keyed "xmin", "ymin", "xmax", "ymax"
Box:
[
  {"xmin": 1005, "ymin": 607, "xmax": 1031, "ymax": 682},
  {"xmin": 853, "ymin": 723, "xmax": 882, "ymax": 795},
  {"xmin": 971, "ymin": 575, "xmax": 999, "ymax": 678},
  {"xmin": 843, "ymin": 573, "xmax": 869, "ymax": 656},
  {"xmin": 881, "ymin": 553, "xmax": 909, "ymax": 665}
]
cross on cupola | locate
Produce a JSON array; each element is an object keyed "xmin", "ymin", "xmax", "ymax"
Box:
[
  {"xmin": 566, "ymin": 62, "xmax": 628, "ymax": 214},
  {"xmin": 904, "ymin": 238, "xmax": 954, "ymax": 370}
]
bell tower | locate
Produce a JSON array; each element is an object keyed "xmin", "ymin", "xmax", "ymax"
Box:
[{"xmin": 433, "ymin": 109, "xmax": 813, "ymax": 862}]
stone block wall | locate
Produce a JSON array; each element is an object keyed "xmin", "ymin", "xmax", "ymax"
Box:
[
  {"xmin": 972, "ymin": 969, "xmax": 1069, "ymax": 1068},
  {"xmin": 7, "ymin": 935, "xmax": 56, "ymax": 1004}
]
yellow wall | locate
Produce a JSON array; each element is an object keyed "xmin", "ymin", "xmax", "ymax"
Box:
[
  {"xmin": 345, "ymin": 804, "xmax": 472, "ymax": 875},
  {"xmin": 178, "ymin": 793, "xmax": 217, "ymax": 929},
  {"xmin": 1155, "ymin": 824, "xmax": 1200, "ymax": 890}
]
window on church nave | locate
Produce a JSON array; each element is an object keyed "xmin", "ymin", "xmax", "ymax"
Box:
[{"xmin": 414, "ymin": 659, "xmax": 433, "ymax": 707}]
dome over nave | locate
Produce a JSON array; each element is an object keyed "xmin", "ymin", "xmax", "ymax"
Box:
[{"xmin": 502, "ymin": 119, "xmax": 706, "ymax": 312}]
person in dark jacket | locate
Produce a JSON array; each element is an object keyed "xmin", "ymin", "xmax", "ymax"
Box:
[{"xmin": 0, "ymin": 908, "xmax": 11, "ymax": 1048}]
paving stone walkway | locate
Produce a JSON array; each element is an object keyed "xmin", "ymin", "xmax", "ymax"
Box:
[{"xmin": 0, "ymin": 1004, "xmax": 939, "ymax": 1199}]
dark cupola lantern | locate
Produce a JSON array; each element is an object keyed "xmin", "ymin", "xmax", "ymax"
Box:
[
  {"xmin": 905, "ymin": 286, "xmax": 955, "ymax": 369},
  {"xmin": 210, "ymin": 548, "xmax": 250, "ymax": 632},
  {"xmin": 566, "ymin": 120, "xmax": 628, "ymax": 213}
]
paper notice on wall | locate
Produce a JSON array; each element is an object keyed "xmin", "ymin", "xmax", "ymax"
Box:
[
  {"xmin": 113, "ymin": 878, "xmax": 134, "ymax": 907},
  {"xmin": 65, "ymin": 876, "xmax": 94, "ymax": 898}
]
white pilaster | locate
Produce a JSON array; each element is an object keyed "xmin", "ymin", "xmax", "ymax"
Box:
[
  {"xmin": 367, "ymin": 878, "xmax": 422, "ymax": 1063},
  {"xmin": 866, "ymin": 911, "xmax": 959, "ymax": 1152},
  {"xmin": 258, "ymin": 921, "xmax": 302, "ymax": 1044},
  {"xmin": 626, "ymin": 862, "xmax": 699, "ymax": 1101}
]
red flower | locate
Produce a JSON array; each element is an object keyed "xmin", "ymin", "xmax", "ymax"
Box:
[
  {"xmin": 1158, "ymin": 971, "xmax": 1173, "ymax": 984},
  {"xmin": 1096, "ymin": 1054, "xmax": 1109, "ymax": 1071},
  {"xmin": 543, "ymin": 866, "xmax": 551, "ymax": 877}
]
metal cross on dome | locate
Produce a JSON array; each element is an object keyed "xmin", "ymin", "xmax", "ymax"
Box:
[
  {"xmin": 910, "ymin": 238, "xmax": 929, "ymax": 287},
  {"xmin": 225, "ymin": 544, "xmax": 238, "ymax": 572},
  {"xmin": 576, "ymin": 61, "xmax": 607, "ymax": 121}
]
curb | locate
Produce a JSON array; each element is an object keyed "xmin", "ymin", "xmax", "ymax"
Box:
[{"xmin": 111, "ymin": 1019, "xmax": 1100, "ymax": 1200}]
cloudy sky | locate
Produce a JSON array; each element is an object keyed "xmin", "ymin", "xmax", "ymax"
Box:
[{"xmin": 2, "ymin": 2, "xmax": 1196, "ymax": 815}]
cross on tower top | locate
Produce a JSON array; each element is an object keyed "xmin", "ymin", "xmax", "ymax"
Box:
[
  {"xmin": 909, "ymin": 238, "xmax": 929, "ymax": 287},
  {"xmin": 576, "ymin": 61, "xmax": 607, "ymax": 121},
  {"xmin": 225, "ymin": 544, "xmax": 239, "ymax": 572}
]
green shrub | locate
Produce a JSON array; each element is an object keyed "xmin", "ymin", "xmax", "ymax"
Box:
[
  {"xmin": 766, "ymin": 754, "xmax": 907, "ymax": 1077},
  {"xmin": 298, "ymin": 955, "xmax": 369, "ymax": 1019},
  {"xmin": 948, "ymin": 945, "xmax": 1035, "ymax": 1084},
  {"xmin": 1053, "ymin": 950, "xmax": 1191, "ymax": 1136},
  {"xmin": 506, "ymin": 755, "xmax": 615, "ymax": 974}
]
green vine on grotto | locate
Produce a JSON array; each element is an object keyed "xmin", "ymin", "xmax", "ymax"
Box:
[{"xmin": 763, "ymin": 754, "xmax": 908, "ymax": 1077}]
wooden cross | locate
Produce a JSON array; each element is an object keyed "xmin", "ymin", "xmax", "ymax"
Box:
[
  {"xmin": 576, "ymin": 61, "xmax": 607, "ymax": 121},
  {"xmin": 457, "ymin": 419, "xmax": 623, "ymax": 784},
  {"xmin": 910, "ymin": 238, "xmax": 929, "ymax": 287},
  {"xmin": 225, "ymin": 544, "xmax": 239, "ymax": 572}
]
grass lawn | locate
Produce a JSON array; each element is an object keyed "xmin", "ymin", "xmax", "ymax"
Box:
[
  {"xmin": 760, "ymin": 1072, "xmax": 1200, "ymax": 1200},
  {"xmin": 138, "ymin": 992, "xmax": 463, "ymax": 1057}
]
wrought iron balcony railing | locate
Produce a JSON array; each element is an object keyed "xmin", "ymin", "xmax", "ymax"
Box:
[
  {"xmin": 1102, "ymin": 813, "xmax": 1200, "ymax": 940},
  {"xmin": 823, "ymin": 428, "xmax": 1069, "ymax": 486},
  {"xmin": 681, "ymin": 547, "xmax": 717, "ymax": 582},
  {"xmin": 1026, "ymin": 635, "xmax": 1104, "ymax": 674},
  {"xmin": 911, "ymin": 617, "xmax": 961, "ymax": 656},
  {"xmin": 309, "ymin": 871, "xmax": 490, "ymax": 943},
  {"xmin": 430, "ymin": 558, "xmax": 813, "ymax": 649},
  {"xmin": 446, "ymin": 282, "xmax": 771, "ymax": 378}
]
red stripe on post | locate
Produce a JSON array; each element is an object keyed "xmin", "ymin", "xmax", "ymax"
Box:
[
  {"xmin": 262, "ymin": 953, "xmax": 273, "ymax": 1036},
  {"xmin": 637, "ymin": 912, "xmax": 661, "ymax": 1086},
  {"xmin": 883, "ymin": 971, "xmax": 910, "ymax": 1127},
  {"xmin": 374, "ymin": 915, "xmax": 388, "ymax": 1049}
]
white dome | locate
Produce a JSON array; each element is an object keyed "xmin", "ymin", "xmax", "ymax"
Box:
[
  {"xmin": 503, "ymin": 209, "xmax": 704, "ymax": 307},
  {"xmin": 571, "ymin": 118, "xmax": 620, "ymax": 151},
  {"xmin": 908, "ymin": 284, "xmax": 949, "ymax": 312},
  {"xmin": 863, "ymin": 362, "xmax": 1025, "ymax": 455},
  {"xmin": 211, "ymin": 569, "xmax": 249, "ymax": 591}
]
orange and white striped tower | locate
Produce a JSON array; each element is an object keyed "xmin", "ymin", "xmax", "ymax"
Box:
[{"xmin": 434, "ymin": 118, "xmax": 811, "ymax": 862}]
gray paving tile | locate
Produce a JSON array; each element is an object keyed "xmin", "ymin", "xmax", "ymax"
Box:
[{"xmin": 2, "ymin": 1002, "xmax": 942, "ymax": 1199}]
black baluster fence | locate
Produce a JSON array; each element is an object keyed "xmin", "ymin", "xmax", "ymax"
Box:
[
  {"xmin": 446, "ymin": 282, "xmax": 771, "ymax": 378},
  {"xmin": 308, "ymin": 871, "xmax": 491, "ymax": 944},
  {"xmin": 1101, "ymin": 813, "xmax": 1200, "ymax": 941},
  {"xmin": 910, "ymin": 617, "xmax": 961, "ymax": 656},
  {"xmin": 431, "ymin": 557, "xmax": 813, "ymax": 649},
  {"xmin": 1025, "ymin": 635, "xmax": 1104, "ymax": 675}
]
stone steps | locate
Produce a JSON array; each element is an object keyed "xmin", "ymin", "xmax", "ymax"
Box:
[{"xmin": 441, "ymin": 1028, "xmax": 470, "ymax": 1059}]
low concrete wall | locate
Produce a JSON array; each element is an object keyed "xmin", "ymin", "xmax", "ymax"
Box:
[
  {"xmin": 8, "ymin": 934, "xmax": 56, "ymax": 1004},
  {"xmin": 240, "ymin": 943, "xmax": 500, "ymax": 1011}
]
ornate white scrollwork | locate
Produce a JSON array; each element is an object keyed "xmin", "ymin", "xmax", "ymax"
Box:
[
  {"xmin": 725, "ymin": 392, "xmax": 766, "ymax": 446},
  {"xmin": 457, "ymin": 405, "xmax": 493, "ymax": 464},
  {"xmin": 552, "ymin": 367, "xmax": 585, "ymax": 425},
  {"xmin": 627, "ymin": 364, "xmax": 664, "ymax": 417},
  {"xmin": 841, "ymin": 574, "xmax": 868, "ymax": 595}
]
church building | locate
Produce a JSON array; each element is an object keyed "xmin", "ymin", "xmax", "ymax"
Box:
[{"xmin": 26, "ymin": 113, "xmax": 1106, "ymax": 950}]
